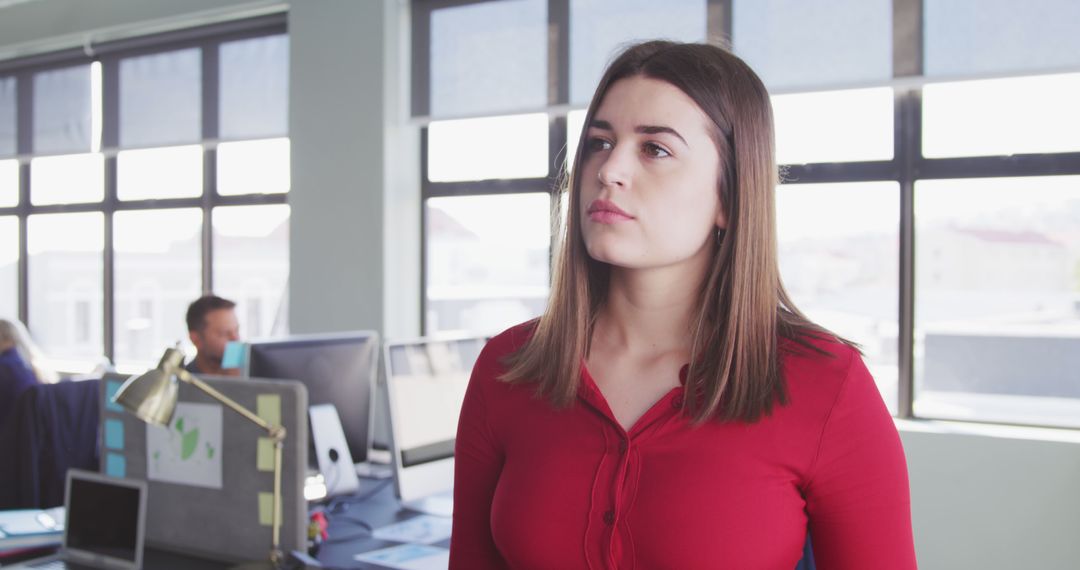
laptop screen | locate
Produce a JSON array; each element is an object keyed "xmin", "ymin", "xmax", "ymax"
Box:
[{"xmin": 65, "ymin": 477, "xmax": 141, "ymax": 562}]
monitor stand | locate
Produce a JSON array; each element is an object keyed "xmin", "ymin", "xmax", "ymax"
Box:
[
  {"xmin": 354, "ymin": 461, "xmax": 393, "ymax": 479},
  {"xmin": 401, "ymin": 491, "xmax": 453, "ymax": 517}
]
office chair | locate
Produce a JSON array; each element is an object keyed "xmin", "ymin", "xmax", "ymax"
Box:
[
  {"xmin": 0, "ymin": 379, "xmax": 101, "ymax": 509},
  {"xmin": 795, "ymin": 532, "xmax": 816, "ymax": 570}
]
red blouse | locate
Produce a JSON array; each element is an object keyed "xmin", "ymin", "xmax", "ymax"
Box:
[{"xmin": 450, "ymin": 322, "xmax": 916, "ymax": 569}]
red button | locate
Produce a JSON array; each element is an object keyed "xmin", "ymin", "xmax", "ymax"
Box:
[
  {"xmin": 618, "ymin": 440, "xmax": 628, "ymax": 454},
  {"xmin": 603, "ymin": 510, "xmax": 615, "ymax": 525}
]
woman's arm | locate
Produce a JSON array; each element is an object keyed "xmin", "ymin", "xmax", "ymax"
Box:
[
  {"xmin": 449, "ymin": 360, "xmax": 507, "ymax": 570},
  {"xmin": 804, "ymin": 351, "xmax": 918, "ymax": 569}
]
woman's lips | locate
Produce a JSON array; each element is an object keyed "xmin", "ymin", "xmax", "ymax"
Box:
[{"xmin": 586, "ymin": 200, "xmax": 634, "ymax": 223}]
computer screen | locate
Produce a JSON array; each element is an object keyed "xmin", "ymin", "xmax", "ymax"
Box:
[
  {"xmin": 383, "ymin": 335, "xmax": 485, "ymax": 505},
  {"xmin": 246, "ymin": 331, "xmax": 379, "ymax": 464},
  {"xmin": 66, "ymin": 474, "xmax": 142, "ymax": 562}
]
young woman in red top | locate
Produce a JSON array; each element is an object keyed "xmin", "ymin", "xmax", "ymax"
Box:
[{"xmin": 451, "ymin": 41, "xmax": 917, "ymax": 569}]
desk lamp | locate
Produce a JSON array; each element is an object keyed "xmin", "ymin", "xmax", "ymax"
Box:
[{"xmin": 112, "ymin": 346, "xmax": 287, "ymax": 567}]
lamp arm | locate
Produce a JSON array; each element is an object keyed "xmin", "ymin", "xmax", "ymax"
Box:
[
  {"xmin": 176, "ymin": 369, "xmax": 286, "ymax": 440},
  {"xmin": 176, "ymin": 368, "xmax": 286, "ymax": 565}
]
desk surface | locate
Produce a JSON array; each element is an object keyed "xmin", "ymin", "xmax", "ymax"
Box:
[{"xmin": 317, "ymin": 477, "xmax": 451, "ymax": 569}]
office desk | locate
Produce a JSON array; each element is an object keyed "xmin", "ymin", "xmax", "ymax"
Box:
[
  {"xmin": 0, "ymin": 478, "xmax": 447, "ymax": 570},
  {"xmin": 317, "ymin": 477, "xmax": 451, "ymax": 569}
]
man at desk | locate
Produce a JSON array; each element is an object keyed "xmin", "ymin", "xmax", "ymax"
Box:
[{"xmin": 184, "ymin": 295, "xmax": 240, "ymax": 376}]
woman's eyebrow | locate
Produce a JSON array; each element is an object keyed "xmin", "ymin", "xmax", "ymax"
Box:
[
  {"xmin": 589, "ymin": 119, "xmax": 688, "ymax": 146},
  {"xmin": 637, "ymin": 125, "xmax": 687, "ymax": 146}
]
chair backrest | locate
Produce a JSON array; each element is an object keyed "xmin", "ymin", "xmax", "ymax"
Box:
[{"xmin": 0, "ymin": 379, "xmax": 101, "ymax": 509}]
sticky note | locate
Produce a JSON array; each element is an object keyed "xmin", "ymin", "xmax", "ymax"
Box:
[
  {"xmin": 258, "ymin": 492, "xmax": 279, "ymax": 527},
  {"xmin": 222, "ymin": 341, "xmax": 246, "ymax": 369},
  {"xmin": 105, "ymin": 380, "xmax": 123, "ymax": 412},
  {"xmin": 104, "ymin": 419, "xmax": 124, "ymax": 450},
  {"xmin": 257, "ymin": 437, "xmax": 275, "ymax": 472},
  {"xmin": 256, "ymin": 394, "xmax": 281, "ymax": 427},
  {"xmin": 106, "ymin": 453, "xmax": 126, "ymax": 478}
]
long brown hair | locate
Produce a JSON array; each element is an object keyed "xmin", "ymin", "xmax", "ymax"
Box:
[{"xmin": 502, "ymin": 41, "xmax": 848, "ymax": 424}]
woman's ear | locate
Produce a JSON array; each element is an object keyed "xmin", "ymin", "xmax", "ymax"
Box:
[{"xmin": 715, "ymin": 207, "xmax": 727, "ymax": 230}]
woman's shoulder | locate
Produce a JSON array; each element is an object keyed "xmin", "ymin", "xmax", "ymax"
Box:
[
  {"xmin": 481, "ymin": 319, "xmax": 539, "ymax": 359},
  {"xmin": 470, "ymin": 319, "xmax": 538, "ymax": 381},
  {"xmin": 779, "ymin": 330, "xmax": 866, "ymax": 394}
]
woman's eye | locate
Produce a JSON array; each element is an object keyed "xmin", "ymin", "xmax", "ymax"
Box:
[
  {"xmin": 586, "ymin": 137, "xmax": 612, "ymax": 153},
  {"xmin": 643, "ymin": 142, "xmax": 670, "ymax": 158}
]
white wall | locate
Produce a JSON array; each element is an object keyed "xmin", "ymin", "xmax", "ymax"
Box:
[
  {"xmin": 1, "ymin": 3, "xmax": 1077, "ymax": 568},
  {"xmin": 900, "ymin": 421, "xmax": 1080, "ymax": 570},
  {"xmin": 288, "ymin": 0, "xmax": 419, "ymax": 338}
]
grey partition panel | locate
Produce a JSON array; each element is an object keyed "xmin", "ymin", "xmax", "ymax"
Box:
[{"xmin": 99, "ymin": 373, "xmax": 308, "ymax": 563}]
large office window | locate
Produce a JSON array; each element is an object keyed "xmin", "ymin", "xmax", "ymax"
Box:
[
  {"xmin": 0, "ymin": 216, "xmax": 19, "ymax": 321},
  {"xmin": 413, "ymin": 0, "xmax": 1080, "ymax": 429},
  {"xmin": 0, "ymin": 16, "xmax": 289, "ymax": 373}
]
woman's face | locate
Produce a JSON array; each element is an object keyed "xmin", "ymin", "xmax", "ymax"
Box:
[{"xmin": 579, "ymin": 75, "xmax": 724, "ymax": 272}]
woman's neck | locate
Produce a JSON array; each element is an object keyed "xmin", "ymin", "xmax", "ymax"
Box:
[{"xmin": 594, "ymin": 260, "xmax": 709, "ymax": 356}]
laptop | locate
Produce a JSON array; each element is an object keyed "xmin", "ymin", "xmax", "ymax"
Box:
[{"xmin": 11, "ymin": 470, "xmax": 147, "ymax": 570}]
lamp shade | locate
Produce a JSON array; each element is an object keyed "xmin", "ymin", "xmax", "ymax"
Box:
[{"xmin": 112, "ymin": 347, "xmax": 185, "ymax": 425}]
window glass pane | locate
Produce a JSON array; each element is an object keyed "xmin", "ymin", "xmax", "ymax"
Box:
[
  {"xmin": 914, "ymin": 176, "xmax": 1080, "ymax": 428},
  {"xmin": 430, "ymin": 0, "xmax": 546, "ymax": 117},
  {"xmin": 28, "ymin": 212, "xmax": 104, "ymax": 371},
  {"xmin": 925, "ymin": 0, "xmax": 1080, "ymax": 78},
  {"xmin": 428, "ymin": 114, "xmax": 548, "ymax": 182},
  {"xmin": 117, "ymin": 145, "xmax": 202, "ymax": 200},
  {"xmin": 569, "ymin": 0, "xmax": 706, "ymax": 105},
  {"xmin": 34, "ymin": 65, "xmax": 92, "ymax": 154},
  {"xmin": 0, "ymin": 159, "xmax": 18, "ymax": 207},
  {"xmin": 114, "ymin": 209, "xmax": 202, "ymax": 370},
  {"xmin": 733, "ymin": 0, "xmax": 891, "ymax": 91},
  {"xmin": 120, "ymin": 48, "xmax": 201, "ymax": 147},
  {"xmin": 777, "ymin": 182, "xmax": 900, "ymax": 412},
  {"xmin": 0, "ymin": 217, "xmax": 17, "ymax": 320},
  {"xmin": 923, "ymin": 73, "xmax": 1080, "ymax": 158},
  {"xmin": 220, "ymin": 34, "xmax": 289, "ymax": 140},
  {"xmin": 217, "ymin": 138, "xmax": 289, "ymax": 195},
  {"xmin": 426, "ymin": 193, "xmax": 551, "ymax": 334},
  {"xmin": 30, "ymin": 153, "xmax": 104, "ymax": 205},
  {"xmin": 212, "ymin": 205, "xmax": 289, "ymax": 339},
  {"xmin": 773, "ymin": 87, "xmax": 893, "ymax": 164},
  {"xmin": 0, "ymin": 76, "xmax": 14, "ymax": 157},
  {"xmin": 566, "ymin": 110, "xmax": 587, "ymax": 173}
]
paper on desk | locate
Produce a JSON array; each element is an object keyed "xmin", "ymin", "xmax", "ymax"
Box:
[
  {"xmin": 354, "ymin": 544, "xmax": 449, "ymax": 570},
  {"xmin": 371, "ymin": 515, "xmax": 453, "ymax": 545}
]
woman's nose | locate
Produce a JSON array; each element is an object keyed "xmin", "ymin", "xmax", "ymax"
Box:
[{"xmin": 597, "ymin": 146, "xmax": 631, "ymax": 188}]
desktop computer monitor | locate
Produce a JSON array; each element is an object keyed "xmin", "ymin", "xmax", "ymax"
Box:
[
  {"xmin": 246, "ymin": 331, "xmax": 379, "ymax": 465},
  {"xmin": 383, "ymin": 335, "xmax": 486, "ymax": 515}
]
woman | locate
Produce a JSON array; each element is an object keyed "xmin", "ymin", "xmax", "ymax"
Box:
[
  {"xmin": 0, "ymin": 318, "xmax": 55, "ymax": 427},
  {"xmin": 451, "ymin": 41, "xmax": 916, "ymax": 569}
]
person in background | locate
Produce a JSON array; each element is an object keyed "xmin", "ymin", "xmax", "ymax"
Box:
[
  {"xmin": 185, "ymin": 295, "xmax": 240, "ymax": 376},
  {"xmin": 0, "ymin": 318, "xmax": 57, "ymax": 427}
]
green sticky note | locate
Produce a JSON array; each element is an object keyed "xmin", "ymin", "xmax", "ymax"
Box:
[
  {"xmin": 256, "ymin": 394, "xmax": 281, "ymax": 427},
  {"xmin": 257, "ymin": 437, "xmax": 275, "ymax": 472},
  {"xmin": 258, "ymin": 492, "xmax": 277, "ymax": 527}
]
